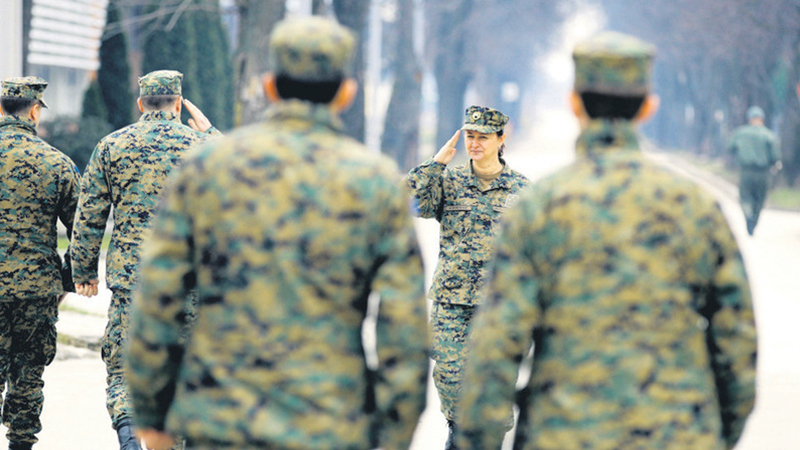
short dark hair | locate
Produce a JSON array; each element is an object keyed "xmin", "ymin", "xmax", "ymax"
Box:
[
  {"xmin": 1, "ymin": 97, "xmax": 38, "ymax": 116},
  {"xmin": 140, "ymin": 94, "xmax": 180, "ymax": 111},
  {"xmin": 579, "ymin": 92, "xmax": 645, "ymax": 120},
  {"xmin": 275, "ymin": 75, "xmax": 342, "ymax": 104}
]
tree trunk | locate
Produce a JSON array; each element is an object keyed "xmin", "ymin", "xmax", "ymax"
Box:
[
  {"xmin": 381, "ymin": 0, "xmax": 421, "ymax": 171},
  {"xmin": 333, "ymin": 0, "xmax": 368, "ymax": 142},
  {"xmin": 233, "ymin": 0, "xmax": 285, "ymax": 126}
]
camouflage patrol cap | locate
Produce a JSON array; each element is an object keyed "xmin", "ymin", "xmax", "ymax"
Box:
[
  {"xmin": 1, "ymin": 76, "xmax": 49, "ymax": 108},
  {"xmin": 573, "ymin": 31, "xmax": 656, "ymax": 96},
  {"xmin": 138, "ymin": 70, "xmax": 183, "ymax": 96},
  {"xmin": 269, "ymin": 16, "xmax": 356, "ymax": 82},
  {"xmin": 461, "ymin": 106, "xmax": 509, "ymax": 134},
  {"xmin": 746, "ymin": 106, "xmax": 765, "ymax": 120}
]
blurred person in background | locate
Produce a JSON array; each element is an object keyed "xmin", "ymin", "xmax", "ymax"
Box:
[{"xmin": 727, "ymin": 105, "xmax": 781, "ymax": 236}]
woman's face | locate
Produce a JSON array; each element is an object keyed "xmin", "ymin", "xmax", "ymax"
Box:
[{"xmin": 464, "ymin": 130, "xmax": 504, "ymax": 163}]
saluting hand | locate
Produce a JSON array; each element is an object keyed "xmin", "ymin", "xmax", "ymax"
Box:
[
  {"xmin": 183, "ymin": 98, "xmax": 213, "ymax": 132},
  {"xmin": 433, "ymin": 130, "xmax": 460, "ymax": 165}
]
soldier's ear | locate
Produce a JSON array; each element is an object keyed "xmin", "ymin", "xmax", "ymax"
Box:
[
  {"xmin": 262, "ymin": 73, "xmax": 280, "ymax": 103},
  {"xmin": 570, "ymin": 91, "xmax": 586, "ymax": 119},
  {"xmin": 29, "ymin": 103, "xmax": 41, "ymax": 123},
  {"xmin": 137, "ymin": 97, "xmax": 144, "ymax": 113},
  {"xmin": 331, "ymin": 78, "xmax": 357, "ymax": 113},
  {"xmin": 635, "ymin": 94, "xmax": 660, "ymax": 124}
]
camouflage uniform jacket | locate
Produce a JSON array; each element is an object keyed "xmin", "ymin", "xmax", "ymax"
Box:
[
  {"xmin": 127, "ymin": 101, "xmax": 429, "ymax": 450},
  {"xmin": 0, "ymin": 115, "xmax": 80, "ymax": 299},
  {"xmin": 457, "ymin": 120, "xmax": 757, "ymax": 450},
  {"xmin": 71, "ymin": 111, "xmax": 219, "ymax": 290},
  {"xmin": 727, "ymin": 124, "xmax": 780, "ymax": 170},
  {"xmin": 406, "ymin": 158, "xmax": 529, "ymax": 305}
]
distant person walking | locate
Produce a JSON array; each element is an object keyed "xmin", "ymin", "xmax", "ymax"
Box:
[
  {"xmin": 126, "ymin": 17, "xmax": 429, "ymax": 450},
  {"xmin": 456, "ymin": 32, "xmax": 757, "ymax": 450},
  {"xmin": 70, "ymin": 70, "xmax": 219, "ymax": 450},
  {"xmin": 727, "ymin": 105, "xmax": 781, "ymax": 235},
  {"xmin": 0, "ymin": 77, "xmax": 80, "ymax": 450},
  {"xmin": 406, "ymin": 106, "xmax": 529, "ymax": 449}
]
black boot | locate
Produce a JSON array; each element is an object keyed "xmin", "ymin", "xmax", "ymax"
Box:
[
  {"xmin": 116, "ymin": 418, "xmax": 143, "ymax": 450},
  {"xmin": 8, "ymin": 442, "xmax": 32, "ymax": 450},
  {"xmin": 445, "ymin": 420, "xmax": 459, "ymax": 450}
]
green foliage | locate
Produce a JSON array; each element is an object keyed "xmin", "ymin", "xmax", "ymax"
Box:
[
  {"xmin": 190, "ymin": 1, "xmax": 235, "ymax": 130},
  {"xmin": 142, "ymin": 1, "xmax": 199, "ymax": 125},
  {"xmin": 98, "ymin": 1, "xmax": 134, "ymax": 130},
  {"xmin": 41, "ymin": 116, "xmax": 112, "ymax": 173},
  {"xmin": 81, "ymin": 79, "xmax": 108, "ymax": 121}
]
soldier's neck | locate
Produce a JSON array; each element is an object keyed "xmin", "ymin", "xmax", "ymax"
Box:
[{"xmin": 472, "ymin": 158, "xmax": 504, "ymax": 177}]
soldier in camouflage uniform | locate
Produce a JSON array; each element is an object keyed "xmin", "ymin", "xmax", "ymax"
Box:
[
  {"xmin": 0, "ymin": 77, "xmax": 80, "ymax": 450},
  {"xmin": 727, "ymin": 105, "xmax": 781, "ymax": 236},
  {"xmin": 70, "ymin": 70, "xmax": 220, "ymax": 450},
  {"xmin": 406, "ymin": 106, "xmax": 529, "ymax": 448},
  {"xmin": 126, "ymin": 17, "xmax": 429, "ymax": 450},
  {"xmin": 456, "ymin": 31, "xmax": 757, "ymax": 450}
]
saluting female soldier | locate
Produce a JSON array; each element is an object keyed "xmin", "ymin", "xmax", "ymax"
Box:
[{"xmin": 406, "ymin": 106, "xmax": 529, "ymax": 449}]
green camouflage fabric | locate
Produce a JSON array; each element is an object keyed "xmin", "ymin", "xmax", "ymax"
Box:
[
  {"xmin": 430, "ymin": 302, "xmax": 474, "ymax": 422},
  {"xmin": 461, "ymin": 106, "xmax": 509, "ymax": 134},
  {"xmin": 126, "ymin": 100, "xmax": 429, "ymax": 450},
  {"xmin": 138, "ymin": 70, "xmax": 183, "ymax": 96},
  {"xmin": 0, "ymin": 115, "xmax": 80, "ymax": 299},
  {"xmin": 269, "ymin": 16, "xmax": 356, "ymax": 81},
  {"xmin": 71, "ymin": 110, "xmax": 220, "ymax": 291},
  {"xmin": 0, "ymin": 296, "xmax": 58, "ymax": 445},
  {"xmin": 727, "ymin": 123, "xmax": 780, "ymax": 234},
  {"xmin": 105, "ymin": 289, "xmax": 198, "ymax": 428},
  {"xmin": 1, "ymin": 77, "xmax": 49, "ymax": 108},
  {"xmin": 573, "ymin": 31, "xmax": 655, "ymax": 95},
  {"xmin": 456, "ymin": 119, "xmax": 757, "ymax": 450},
  {"xmin": 406, "ymin": 158, "xmax": 530, "ymax": 306}
]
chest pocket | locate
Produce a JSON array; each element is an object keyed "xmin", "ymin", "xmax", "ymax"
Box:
[{"xmin": 442, "ymin": 204, "xmax": 473, "ymax": 237}]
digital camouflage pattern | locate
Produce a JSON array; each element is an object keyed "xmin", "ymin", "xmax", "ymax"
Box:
[
  {"xmin": 127, "ymin": 100, "xmax": 429, "ymax": 450},
  {"xmin": 70, "ymin": 109, "xmax": 219, "ymax": 429},
  {"xmin": 71, "ymin": 110, "xmax": 219, "ymax": 291},
  {"xmin": 0, "ymin": 115, "xmax": 79, "ymax": 299},
  {"xmin": 406, "ymin": 158, "xmax": 529, "ymax": 306},
  {"xmin": 407, "ymin": 153, "xmax": 528, "ymax": 422},
  {"xmin": 269, "ymin": 16, "xmax": 356, "ymax": 82},
  {"xmin": 0, "ymin": 296, "xmax": 58, "ymax": 445},
  {"xmin": 456, "ymin": 119, "xmax": 757, "ymax": 450},
  {"xmin": 138, "ymin": 70, "xmax": 183, "ymax": 96},
  {"xmin": 727, "ymin": 122, "xmax": 780, "ymax": 234},
  {"xmin": 461, "ymin": 105, "xmax": 509, "ymax": 134},
  {"xmin": 429, "ymin": 302, "xmax": 474, "ymax": 422},
  {"xmin": 573, "ymin": 31, "xmax": 655, "ymax": 95},
  {"xmin": 1, "ymin": 77, "xmax": 49, "ymax": 108}
]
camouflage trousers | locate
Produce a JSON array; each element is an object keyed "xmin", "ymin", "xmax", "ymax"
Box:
[
  {"xmin": 739, "ymin": 168, "xmax": 770, "ymax": 235},
  {"xmin": 103, "ymin": 289, "xmax": 135, "ymax": 428},
  {"xmin": 0, "ymin": 296, "xmax": 58, "ymax": 444},
  {"xmin": 430, "ymin": 301, "xmax": 475, "ymax": 422},
  {"xmin": 104, "ymin": 289, "xmax": 197, "ymax": 436}
]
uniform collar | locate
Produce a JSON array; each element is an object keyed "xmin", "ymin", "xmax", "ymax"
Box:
[
  {"xmin": 464, "ymin": 157, "xmax": 513, "ymax": 190},
  {"xmin": 0, "ymin": 115, "xmax": 38, "ymax": 136},
  {"xmin": 576, "ymin": 119, "xmax": 640, "ymax": 157},
  {"xmin": 265, "ymin": 100, "xmax": 344, "ymax": 131},
  {"xmin": 139, "ymin": 110, "xmax": 180, "ymax": 123}
]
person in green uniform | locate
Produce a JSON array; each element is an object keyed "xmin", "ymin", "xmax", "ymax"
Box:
[
  {"xmin": 126, "ymin": 16, "xmax": 429, "ymax": 450},
  {"xmin": 407, "ymin": 105, "xmax": 529, "ymax": 449},
  {"xmin": 456, "ymin": 31, "xmax": 757, "ymax": 450},
  {"xmin": 727, "ymin": 105, "xmax": 781, "ymax": 235},
  {"xmin": 70, "ymin": 70, "xmax": 219, "ymax": 450},
  {"xmin": 0, "ymin": 77, "xmax": 80, "ymax": 450}
]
